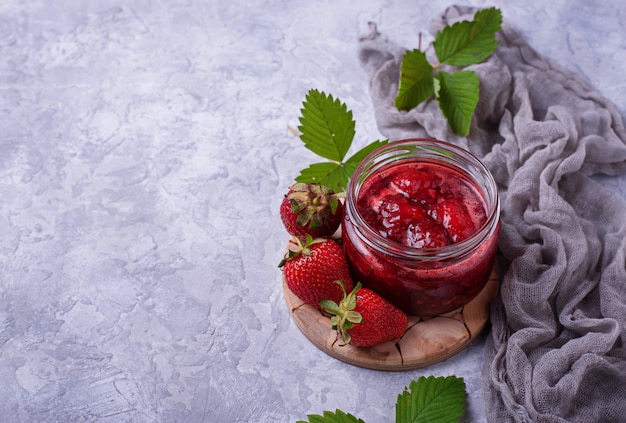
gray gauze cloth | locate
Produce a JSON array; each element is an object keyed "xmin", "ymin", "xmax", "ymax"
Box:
[{"xmin": 358, "ymin": 5, "xmax": 626, "ymax": 423}]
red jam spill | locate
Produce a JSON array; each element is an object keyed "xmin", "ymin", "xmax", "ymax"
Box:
[{"xmin": 357, "ymin": 161, "xmax": 487, "ymax": 247}]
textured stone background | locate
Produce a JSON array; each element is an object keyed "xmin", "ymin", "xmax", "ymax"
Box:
[{"xmin": 1, "ymin": 0, "xmax": 625, "ymax": 421}]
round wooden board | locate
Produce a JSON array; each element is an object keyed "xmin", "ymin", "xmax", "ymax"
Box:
[{"xmin": 282, "ymin": 258, "xmax": 499, "ymax": 371}]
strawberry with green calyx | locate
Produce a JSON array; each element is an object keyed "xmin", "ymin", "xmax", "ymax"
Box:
[
  {"xmin": 321, "ymin": 281, "xmax": 408, "ymax": 347},
  {"xmin": 279, "ymin": 235, "xmax": 354, "ymax": 308},
  {"xmin": 280, "ymin": 183, "xmax": 344, "ymax": 239}
]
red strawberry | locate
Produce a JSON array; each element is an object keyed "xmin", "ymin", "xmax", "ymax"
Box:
[
  {"xmin": 279, "ymin": 235, "xmax": 354, "ymax": 308},
  {"xmin": 428, "ymin": 198, "xmax": 478, "ymax": 243},
  {"xmin": 321, "ymin": 282, "xmax": 408, "ymax": 347},
  {"xmin": 280, "ymin": 183, "xmax": 343, "ymax": 239},
  {"xmin": 378, "ymin": 194, "xmax": 449, "ymax": 248},
  {"xmin": 389, "ymin": 167, "xmax": 442, "ymax": 204}
]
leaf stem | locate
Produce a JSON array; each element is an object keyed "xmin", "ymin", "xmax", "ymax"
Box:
[{"xmin": 288, "ymin": 124, "xmax": 301, "ymax": 138}]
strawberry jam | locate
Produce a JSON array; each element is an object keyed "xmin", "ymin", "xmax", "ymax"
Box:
[{"xmin": 342, "ymin": 139, "xmax": 500, "ymax": 316}]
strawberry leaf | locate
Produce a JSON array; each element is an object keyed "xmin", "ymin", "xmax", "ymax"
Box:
[
  {"xmin": 395, "ymin": 49, "xmax": 434, "ymax": 111},
  {"xmin": 434, "ymin": 70, "xmax": 479, "ymax": 136},
  {"xmin": 298, "ymin": 89, "xmax": 356, "ymax": 162},
  {"xmin": 343, "ymin": 139, "xmax": 388, "ymax": 178},
  {"xmin": 393, "ymin": 7, "xmax": 501, "ymax": 135},
  {"xmin": 434, "ymin": 7, "xmax": 502, "ymax": 66},
  {"xmin": 297, "ymin": 409, "xmax": 365, "ymax": 423},
  {"xmin": 295, "ymin": 140, "xmax": 388, "ymax": 192},
  {"xmin": 395, "ymin": 376, "xmax": 466, "ymax": 423},
  {"xmin": 293, "ymin": 89, "xmax": 388, "ymax": 192},
  {"xmin": 295, "ymin": 162, "xmax": 350, "ymax": 193}
]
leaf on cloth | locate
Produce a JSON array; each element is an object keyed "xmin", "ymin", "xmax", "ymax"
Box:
[
  {"xmin": 434, "ymin": 71, "xmax": 480, "ymax": 136},
  {"xmin": 434, "ymin": 7, "xmax": 502, "ymax": 66},
  {"xmin": 394, "ymin": 7, "xmax": 502, "ymax": 135},
  {"xmin": 395, "ymin": 49, "xmax": 435, "ymax": 110}
]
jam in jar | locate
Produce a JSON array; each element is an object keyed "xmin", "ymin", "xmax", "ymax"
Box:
[{"xmin": 342, "ymin": 138, "xmax": 500, "ymax": 316}]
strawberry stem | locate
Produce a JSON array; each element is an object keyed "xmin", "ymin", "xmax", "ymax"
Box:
[
  {"xmin": 278, "ymin": 234, "xmax": 327, "ymax": 268},
  {"xmin": 320, "ymin": 281, "xmax": 363, "ymax": 346}
]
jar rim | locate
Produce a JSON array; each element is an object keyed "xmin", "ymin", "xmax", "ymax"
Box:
[{"xmin": 345, "ymin": 138, "xmax": 500, "ymax": 260}]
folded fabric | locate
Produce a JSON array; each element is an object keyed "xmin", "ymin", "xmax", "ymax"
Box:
[{"xmin": 358, "ymin": 5, "xmax": 626, "ymax": 422}]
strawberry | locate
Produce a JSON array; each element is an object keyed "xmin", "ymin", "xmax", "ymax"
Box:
[
  {"xmin": 279, "ymin": 235, "xmax": 354, "ymax": 308},
  {"xmin": 389, "ymin": 166, "xmax": 443, "ymax": 204},
  {"xmin": 280, "ymin": 183, "xmax": 343, "ymax": 239},
  {"xmin": 428, "ymin": 198, "xmax": 478, "ymax": 243},
  {"xmin": 321, "ymin": 282, "xmax": 408, "ymax": 347},
  {"xmin": 377, "ymin": 194, "xmax": 450, "ymax": 248}
]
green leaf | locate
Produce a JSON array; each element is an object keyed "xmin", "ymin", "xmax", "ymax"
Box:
[
  {"xmin": 297, "ymin": 409, "xmax": 366, "ymax": 423},
  {"xmin": 298, "ymin": 89, "xmax": 356, "ymax": 162},
  {"xmin": 295, "ymin": 162, "xmax": 351, "ymax": 193},
  {"xmin": 395, "ymin": 49, "xmax": 435, "ymax": 111},
  {"xmin": 395, "ymin": 376, "xmax": 466, "ymax": 423},
  {"xmin": 319, "ymin": 299, "xmax": 340, "ymax": 313},
  {"xmin": 434, "ymin": 7, "xmax": 502, "ymax": 67},
  {"xmin": 343, "ymin": 140, "xmax": 388, "ymax": 178},
  {"xmin": 294, "ymin": 141, "xmax": 387, "ymax": 192},
  {"xmin": 344, "ymin": 311, "xmax": 362, "ymax": 324},
  {"xmin": 434, "ymin": 71, "xmax": 479, "ymax": 136},
  {"xmin": 391, "ymin": 8, "xmax": 502, "ymax": 135}
]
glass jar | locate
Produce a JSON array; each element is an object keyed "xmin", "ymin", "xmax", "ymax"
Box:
[{"xmin": 342, "ymin": 138, "xmax": 500, "ymax": 317}]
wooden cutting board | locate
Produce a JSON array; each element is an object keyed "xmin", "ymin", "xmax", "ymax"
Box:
[{"xmin": 282, "ymin": 256, "xmax": 499, "ymax": 371}]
